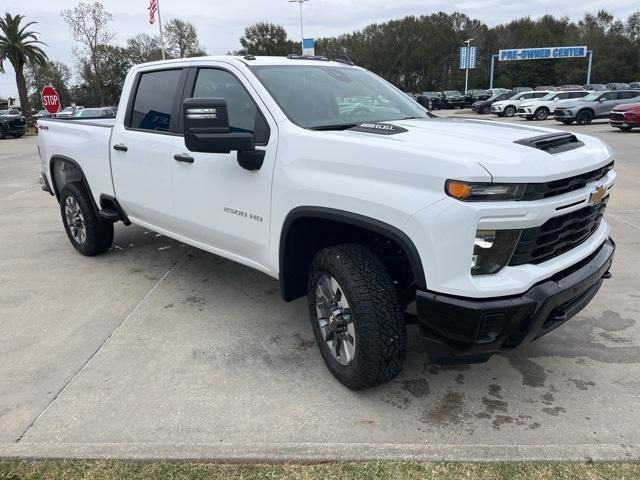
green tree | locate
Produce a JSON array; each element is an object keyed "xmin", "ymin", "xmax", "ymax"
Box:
[
  {"xmin": 61, "ymin": 2, "xmax": 114, "ymax": 106},
  {"xmin": 236, "ymin": 22, "xmax": 298, "ymax": 56},
  {"xmin": 0, "ymin": 13, "xmax": 48, "ymax": 124},
  {"xmin": 26, "ymin": 60, "xmax": 72, "ymax": 108},
  {"xmin": 164, "ymin": 18, "xmax": 206, "ymax": 58},
  {"xmin": 77, "ymin": 44, "xmax": 132, "ymax": 106}
]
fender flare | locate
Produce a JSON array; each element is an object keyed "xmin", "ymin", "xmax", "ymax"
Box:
[{"xmin": 279, "ymin": 206, "xmax": 427, "ymax": 297}]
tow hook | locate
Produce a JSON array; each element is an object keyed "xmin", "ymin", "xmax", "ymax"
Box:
[{"xmin": 603, "ymin": 270, "xmax": 612, "ymax": 279}]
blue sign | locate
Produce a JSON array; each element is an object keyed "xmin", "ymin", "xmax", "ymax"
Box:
[
  {"xmin": 499, "ymin": 45, "xmax": 587, "ymax": 61},
  {"xmin": 459, "ymin": 46, "xmax": 477, "ymax": 69},
  {"xmin": 303, "ymin": 38, "xmax": 314, "ymax": 56}
]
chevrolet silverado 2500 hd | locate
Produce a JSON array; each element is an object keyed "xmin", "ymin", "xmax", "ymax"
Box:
[{"xmin": 38, "ymin": 56, "xmax": 616, "ymax": 390}]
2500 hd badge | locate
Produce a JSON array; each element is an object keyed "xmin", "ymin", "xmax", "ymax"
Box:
[{"xmin": 38, "ymin": 55, "xmax": 615, "ymax": 390}]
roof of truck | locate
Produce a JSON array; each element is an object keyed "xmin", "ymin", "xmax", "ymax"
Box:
[{"xmin": 135, "ymin": 55, "xmax": 355, "ymax": 70}]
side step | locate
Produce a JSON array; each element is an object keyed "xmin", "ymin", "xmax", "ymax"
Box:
[{"xmin": 98, "ymin": 209, "xmax": 122, "ymax": 222}]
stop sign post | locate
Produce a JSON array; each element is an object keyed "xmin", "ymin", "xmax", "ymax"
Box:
[{"xmin": 41, "ymin": 85, "xmax": 61, "ymax": 114}]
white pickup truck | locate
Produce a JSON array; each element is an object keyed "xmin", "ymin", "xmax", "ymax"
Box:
[{"xmin": 38, "ymin": 55, "xmax": 616, "ymax": 390}]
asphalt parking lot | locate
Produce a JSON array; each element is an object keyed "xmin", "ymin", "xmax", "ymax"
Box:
[{"xmin": 0, "ymin": 114, "xmax": 639, "ymax": 462}]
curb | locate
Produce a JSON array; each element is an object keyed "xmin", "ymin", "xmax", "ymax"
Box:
[{"xmin": 1, "ymin": 442, "xmax": 639, "ymax": 463}]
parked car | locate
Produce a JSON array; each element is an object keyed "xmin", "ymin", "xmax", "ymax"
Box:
[
  {"xmin": 442, "ymin": 90, "xmax": 465, "ymax": 109},
  {"xmin": 584, "ymin": 84, "xmax": 607, "ymax": 91},
  {"xmin": 471, "ymin": 91, "xmax": 514, "ymax": 114},
  {"xmin": 535, "ymin": 86, "xmax": 556, "ymax": 91},
  {"xmin": 511, "ymin": 87, "xmax": 533, "ymax": 93},
  {"xmin": 72, "ymin": 107, "xmax": 116, "ymax": 118},
  {"xmin": 38, "ymin": 55, "xmax": 617, "ymax": 390},
  {"xmin": 559, "ymin": 84, "xmax": 583, "ymax": 91},
  {"xmin": 33, "ymin": 109, "xmax": 51, "ymax": 121},
  {"xmin": 517, "ymin": 90, "xmax": 589, "ymax": 120},
  {"xmin": 487, "ymin": 88, "xmax": 510, "ymax": 96},
  {"xmin": 420, "ymin": 91, "xmax": 446, "ymax": 110},
  {"xmin": 609, "ymin": 102, "xmax": 640, "ymax": 131},
  {"xmin": 629, "ymin": 82, "xmax": 640, "ymax": 89},
  {"xmin": 57, "ymin": 106, "xmax": 84, "ymax": 118},
  {"xmin": 606, "ymin": 83, "xmax": 630, "ymax": 90},
  {"xmin": 464, "ymin": 89, "xmax": 490, "ymax": 107},
  {"xmin": 554, "ymin": 90, "xmax": 640, "ymax": 125},
  {"xmin": 490, "ymin": 91, "xmax": 551, "ymax": 117},
  {"xmin": 0, "ymin": 109, "xmax": 27, "ymax": 139}
]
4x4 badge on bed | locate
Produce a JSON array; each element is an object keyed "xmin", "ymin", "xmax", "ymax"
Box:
[{"xmin": 589, "ymin": 185, "xmax": 607, "ymax": 205}]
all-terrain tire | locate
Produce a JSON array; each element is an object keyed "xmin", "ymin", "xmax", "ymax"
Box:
[
  {"xmin": 60, "ymin": 182, "xmax": 114, "ymax": 256},
  {"xmin": 307, "ymin": 244, "xmax": 407, "ymax": 390}
]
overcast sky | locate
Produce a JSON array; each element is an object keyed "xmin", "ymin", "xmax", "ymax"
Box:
[{"xmin": 1, "ymin": 0, "xmax": 638, "ymax": 99}]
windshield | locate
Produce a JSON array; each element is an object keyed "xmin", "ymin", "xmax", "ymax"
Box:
[
  {"xmin": 250, "ymin": 65, "xmax": 428, "ymax": 129},
  {"xmin": 581, "ymin": 92, "xmax": 602, "ymax": 101}
]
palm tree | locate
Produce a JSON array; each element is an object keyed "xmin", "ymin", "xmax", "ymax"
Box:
[{"xmin": 0, "ymin": 13, "xmax": 48, "ymax": 126}]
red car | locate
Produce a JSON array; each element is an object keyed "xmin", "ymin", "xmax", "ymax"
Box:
[{"xmin": 610, "ymin": 102, "xmax": 640, "ymax": 131}]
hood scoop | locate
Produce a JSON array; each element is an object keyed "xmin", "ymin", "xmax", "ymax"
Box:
[
  {"xmin": 514, "ymin": 132, "xmax": 584, "ymax": 154},
  {"xmin": 349, "ymin": 122, "xmax": 408, "ymax": 135}
]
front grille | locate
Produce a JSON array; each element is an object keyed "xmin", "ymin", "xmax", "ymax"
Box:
[
  {"xmin": 609, "ymin": 111, "xmax": 625, "ymax": 121},
  {"xmin": 517, "ymin": 108, "xmax": 526, "ymax": 113},
  {"xmin": 520, "ymin": 162, "xmax": 613, "ymax": 200},
  {"xmin": 10, "ymin": 118, "xmax": 25, "ymax": 127},
  {"xmin": 509, "ymin": 199, "xmax": 608, "ymax": 266},
  {"xmin": 554, "ymin": 109, "xmax": 569, "ymax": 116}
]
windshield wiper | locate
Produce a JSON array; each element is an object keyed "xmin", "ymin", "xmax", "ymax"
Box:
[{"xmin": 309, "ymin": 123, "xmax": 359, "ymax": 131}]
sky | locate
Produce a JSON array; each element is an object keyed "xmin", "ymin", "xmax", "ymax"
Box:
[{"xmin": 1, "ymin": 0, "xmax": 638, "ymax": 99}]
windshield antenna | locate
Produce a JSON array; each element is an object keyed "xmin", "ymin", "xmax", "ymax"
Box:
[{"xmin": 334, "ymin": 54, "xmax": 354, "ymax": 66}]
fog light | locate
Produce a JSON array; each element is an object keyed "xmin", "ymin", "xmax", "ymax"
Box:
[{"xmin": 472, "ymin": 229, "xmax": 522, "ymax": 275}]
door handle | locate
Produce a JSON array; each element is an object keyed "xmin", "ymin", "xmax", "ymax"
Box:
[
  {"xmin": 174, "ymin": 153, "xmax": 194, "ymax": 164},
  {"xmin": 113, "ymin": 143, "xmax": 128, "ymax": 152}
]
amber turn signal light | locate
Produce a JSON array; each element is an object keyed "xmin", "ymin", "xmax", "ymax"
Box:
[{"xmin": 446, "ymin": 181, "xmax": 472, "ymax": 200}]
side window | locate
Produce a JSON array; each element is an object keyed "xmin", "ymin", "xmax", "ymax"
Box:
[
  {"xmin": 532, "ymin": 92, "xmax": 547, "ymax": 98},
  {"xmin": 128, "ymin": 69, "xmax": 182, "ymax": 132},
  {"xmin": 192, "ymin": 69, "xmax": 269, "ymax": 144},
  {"xmin": 570, "ymin": 92, "xmax": 585, "ymax": 99},
  {"xmin": 556, "ymin": 93, "xmax": 570, "ymax": 100},
  {"xmin": 601, "ymin": 92, "xmax": 617, "ymax": 101},
  {"xmin": 617, "ymin": 91, "xmax": 636, "ymax": 99}
]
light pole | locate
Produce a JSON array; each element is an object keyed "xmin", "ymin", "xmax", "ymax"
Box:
[
  {"xmin": 289, "ymin": 0, "xmax": 309, "ymax": 55},
  {"xmin": 464, "ymin": 38, "xmax": 474, "ymax": 94}
]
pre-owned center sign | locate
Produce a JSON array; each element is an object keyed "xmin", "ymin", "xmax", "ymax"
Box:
[{"xmin": 499, "ymin": 45, "xmax": 587, "ymax": 61}]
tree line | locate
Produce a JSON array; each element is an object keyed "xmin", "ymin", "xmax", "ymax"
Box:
[{"xmin": 2, "ymin": 2, "xmax": 640, "ymax": 125}]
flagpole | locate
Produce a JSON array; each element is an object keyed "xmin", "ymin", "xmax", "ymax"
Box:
[{"xmin": 156, "ymin": 0, "xmax": 166, "ymax": 60}]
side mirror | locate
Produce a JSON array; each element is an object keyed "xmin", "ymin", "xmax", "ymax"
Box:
[
  {"xmin": 598, "ymin": 97, "xmax": 605, "ymax": 102},
  {"xmin": 553, "ymin": 97, "xmax": 559, "ymax": 102},
  {"xmin": 183, "ymin": 98, "xmax": 265, "ymax": 170}
]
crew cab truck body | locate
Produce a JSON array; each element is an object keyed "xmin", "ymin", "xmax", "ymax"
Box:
[{"xmin": 38, "ymin": 56, "xmax": 616, "ymax": 390}]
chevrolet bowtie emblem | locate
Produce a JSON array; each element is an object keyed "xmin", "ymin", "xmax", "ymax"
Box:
[{"xmin": 589, "ymin": 185, "xmax": 607, "ymax": 205}]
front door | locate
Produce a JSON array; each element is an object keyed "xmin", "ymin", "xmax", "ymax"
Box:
[{"xmin": 170, "ymin": 64, "xmax": 278, "ymax": 271}]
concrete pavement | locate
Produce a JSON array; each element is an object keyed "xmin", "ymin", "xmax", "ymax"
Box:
[{"xmin": 0, "ymin": 119, "xmax": 639, "ymax": 462}]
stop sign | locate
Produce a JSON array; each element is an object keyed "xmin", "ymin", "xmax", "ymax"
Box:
[{"xmin": 41, "ymin": 85, "xmax": 61, "ymax": 114}]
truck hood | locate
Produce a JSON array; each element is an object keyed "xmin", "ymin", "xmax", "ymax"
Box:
[{"xmin": 337, "ymin": 118, "xmax": 613, "ymax": 183}]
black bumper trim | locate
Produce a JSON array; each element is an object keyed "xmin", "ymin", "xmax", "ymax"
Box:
[{"xmin": 416, "ymin": 238, "xmax": 615, "ymax": 363}]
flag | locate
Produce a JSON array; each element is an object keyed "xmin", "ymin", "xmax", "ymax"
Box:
[{"xmin": 148, "ymin": 0, "xmax": 158, "ymax": 24}]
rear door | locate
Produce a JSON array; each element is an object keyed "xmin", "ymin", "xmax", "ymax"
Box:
[
  {"xmin": 169, "ymin": 63, "xmax": 278, "ymax": 270},
  {"xmin": 110, "ymin": 67, "xmax": 187, "ymax": 229}
]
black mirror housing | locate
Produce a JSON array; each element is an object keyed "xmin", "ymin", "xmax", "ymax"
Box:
[{"xmin": 183, "ymin": 98, "xmax": 255, "ymax": 154}]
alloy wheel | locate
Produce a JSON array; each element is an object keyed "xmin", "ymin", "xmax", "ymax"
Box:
[
  {"xmin": 315, "ymin": 274, "xmax": 356, "ymax": 366},
  {"xmin": 64, "ymin": 195, "xmax": 86, "ymax": 245}
]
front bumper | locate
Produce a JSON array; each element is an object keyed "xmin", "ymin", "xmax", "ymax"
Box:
[{"xmin": 416, "ymin": 237, "xmax": 614, "ymax": 364}]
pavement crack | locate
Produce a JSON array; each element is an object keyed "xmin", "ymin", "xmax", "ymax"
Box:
[{"xmin": 13, "ymin": 260, "xmax": 179, "ymax": 443}]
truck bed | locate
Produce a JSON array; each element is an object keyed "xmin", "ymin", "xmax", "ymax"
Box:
[{"xmin": 38, "ymin": 118, "xmax": 116, "ymax": 204}]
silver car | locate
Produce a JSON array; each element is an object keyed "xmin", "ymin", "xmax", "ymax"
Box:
[{"xmin": 554, "ymin": 90, "xmax": 640, "ymax": 125}]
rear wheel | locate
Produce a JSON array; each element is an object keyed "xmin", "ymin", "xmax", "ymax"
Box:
[
  {"xmin": 0, "ymin": 124, "xmax": 7, "ymax": 139},
  {"xmin": 307, "ymin": 244, "xmax": 406, "ymax": 390},
  {"xmin": 576, "ymin": 110, "xmax": 594, "ymax": 125},
  {"xmin": 60, "ymin": 182, "xmax": 114, "ymax": 256},
  {"xmin": 504, "ymin": 105, "xmax": 516, "ymax": 117},
  {"xmin": 535, "ymin": 107, "xmax": 549, "ymax": 120}
]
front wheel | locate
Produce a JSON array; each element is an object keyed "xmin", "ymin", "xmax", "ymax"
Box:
[
  {"xmin": 535, "ymin": 108, "xmax": 549, "ymax": 120},
  {"xmin": 60, "ymin": 182, "xmax": 114, "ymax": 256},
  {"xmin": 504, "ymin": 106, "xmax": 516, "ymax": 117},
  {"xmin": 618, "ymin": 126, "xmax": 632, "ymax": 131},
  {"xmin": 307, "ymin": 244, "xmax": 406, "ymax": 390},
  {"xmin": 576, "ymin": 110, "xmax": 594, "ymax": 125}
]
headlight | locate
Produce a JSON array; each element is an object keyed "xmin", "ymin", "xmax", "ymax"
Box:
[
  {"xmin": 472, "ymin": 230, "xmax": 522, "ymax": 275},
  {"xmin": 446, "ymin": 180, "xmax": 527, "ymax": 201}
]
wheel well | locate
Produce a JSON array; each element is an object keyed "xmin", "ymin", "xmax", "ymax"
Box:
[
  {"xmin": 578, "ymin": 108, "xmax": 595, "ymax": 117},
  {"xmin": 50, "ymin": 156, "xmax": 84, "ymax": 200},
  {"xmin": 279, "ymin": 209, "xmax": 425, "ymax": 306}
]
